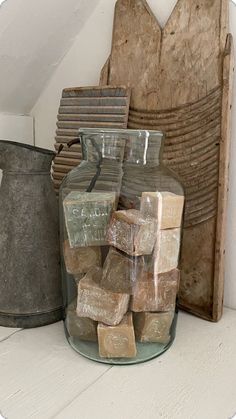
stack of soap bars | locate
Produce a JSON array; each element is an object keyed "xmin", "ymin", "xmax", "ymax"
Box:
[{"xmin": 63, "ymin": 190, "xmax": 184, "ymax": 359}]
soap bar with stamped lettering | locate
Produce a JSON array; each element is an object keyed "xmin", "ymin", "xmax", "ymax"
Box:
[
  {"xmin": 98, "ymin": 313, "xmax": 137, "ymax": 358},
  {"xmin": 141, "ymin": 191, "xmax": 184, "ymax": 230},
  {"xmin": 63, "ymin": 191, "xmax": 116, "ymax": 247},
  {"xmin": 63, "ymin": 240, "xmax": 102, "ymax": 275},
  {"xmin": 131, "ymin": 269, "xmax": 180, "ymax": 312},
  {"xmin": 76, "ymin": 267, "xmax": 129, "ymax": 325},
  {"xmin": 107, "ymin": 209, "xmax": 157, "ymax": 256},
  {"xmin": 134, "ymin": 311, "xmax": 174, "ymax": 344},
  {"xmin": 66, "ymin": 301, "xmax": 98, "ymax": 342}
]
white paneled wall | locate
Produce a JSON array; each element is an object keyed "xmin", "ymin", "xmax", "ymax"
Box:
[{"xmin": 31, "ymin": 0, "xmax": 236, "ymax": 309}]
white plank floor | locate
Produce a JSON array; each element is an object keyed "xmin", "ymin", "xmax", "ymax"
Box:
[{"xmin": 0, "ymin": 309, "xmax": 236, "ymax": 419}]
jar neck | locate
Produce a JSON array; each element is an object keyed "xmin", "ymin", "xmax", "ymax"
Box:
[
  {"xmin": 81, "ymin": 136, "xmax": 126, "ymax": 163},
  {"xmin": 123, "ymin": 135, "xmax": 163, "ymax": 166},
  {"xmin": 80, "ymin": 130, "xmax": 164, "ymax": 166}
]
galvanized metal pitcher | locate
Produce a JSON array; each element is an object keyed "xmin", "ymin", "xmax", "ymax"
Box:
[{"xmin": 0, "ymin": 141, "xmax": 62, "ymax": 328}]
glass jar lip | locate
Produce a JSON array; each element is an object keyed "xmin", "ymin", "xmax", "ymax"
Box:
[{"xmin": 78, "ymin": 128, "xmax": 164, "ymax": 138}]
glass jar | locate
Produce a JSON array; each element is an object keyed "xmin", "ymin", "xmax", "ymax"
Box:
[{"xmin": 59, "ymin": 129, "xmax": 184, "ymax": 365}]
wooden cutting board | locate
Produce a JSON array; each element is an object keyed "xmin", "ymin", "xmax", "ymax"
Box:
[
  {"xmin": 53, "ymin": 86, "xmax": 131, "ymax": 192},
  {"xmin": 100, "ymin": 0, "xmax": 234, "ymax": 321}
]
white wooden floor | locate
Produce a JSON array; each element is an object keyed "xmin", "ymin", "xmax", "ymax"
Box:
[{"xmin": 0, "ymin": 309, "xmax": 236, "ymax": 419}]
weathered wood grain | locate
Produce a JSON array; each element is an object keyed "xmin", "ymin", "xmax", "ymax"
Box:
[
  {"xmin": 100, "ymin": 57, "xmax": 111, "ymax": 86},
  {"xmin": 60, "ymin": 97, "xmax": 128, "ymax": 107},
  {"xmin": 59, "ymin": 106, "xmax": 127, "ymax": 115},
  {"xmin": 62, "ymin": 86, "xmax": 128, "ymax": 97},
  {"xmin": 157, "ymin": 0, "xmax": 226, "ymax": 109},
  {"xmin": 57, "ymin": 114, "xmax": 126, "ymax": 123},
  {"xmin": 101, "ymin": 0, "xmax": 233, "ymax": 321},
  {"xmin": 53, "ymin": 164, "xmax": 77, "ymax": 174},
  {"xmin": 56, "ymin": 120, "xmax": 125, "ymax": 129},
  {"xmin": 54, "ymin": 144, "xmax": 82, "ymax": 159},
  {"xmin": 54, "ymin": 156, "xmax": 81, "ymax": 167},
  {"xmin": 108, "ymin": 0, "xmax": 162, "ymax": 111},
  {"xmin": 213, "ymin": 34, "xmax": 234, "ymax": 321},
  {"xmin": 53, "ymin": 86, "xmax": 130, "ymax": 190}
]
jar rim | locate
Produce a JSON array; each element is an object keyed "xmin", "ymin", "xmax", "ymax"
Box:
[{"xmin": 78, "ymin": 128, "xmax": 164, "ymax": 138}]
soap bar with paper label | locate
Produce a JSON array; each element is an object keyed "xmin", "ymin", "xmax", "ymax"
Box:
[
  {"xmin": 98, "ymin": 313, "xmax": 137, "ymax": 358},
  {"xmin": 63, "ymin": 191, "xmax": 116, "ymax": 247}
]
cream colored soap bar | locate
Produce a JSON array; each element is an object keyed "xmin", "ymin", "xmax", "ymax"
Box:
[
  {"xmin": 134, "ymin": 312, "xmax": 174, "ymax": 344},
  {"xmin": 98, "ymin": 313, "xmax": 137, "ymax": 358},
  {"xmin": 63, "ymin": 240, "xmax": 102, "ymax": 275},
  {"xmin": 76, "ymin": 267, "xmax": 129, "ymax": 326},
  {"xmin": 141, "ymin": 191, "xmax": 184, "ymax": 230},
  {"xmin": 101, "ymin": 248, "xmax": 133, "ymax": 294},
  {"xmin": 66, "ymin": 302, "xmax": 98, "ymax": 342},
  {"xmin": 154, "ymin": 228, "xmax": 181, "ymax": 273},
  {"xmin": 107, "ymin": 209, "xmax": 157, "ymax": 256},
  {"xmin": 131, "ymin": 269, "xmax": 180, "ymax": 312}
]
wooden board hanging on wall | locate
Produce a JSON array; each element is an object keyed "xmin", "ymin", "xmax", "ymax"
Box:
[
  {"xmin": 100, "ymin": 0, "xmax": 234, "ymax": 321},
  {"xmin": 52, "ymin": 86, "xmax": 131, "ymax": 192}
]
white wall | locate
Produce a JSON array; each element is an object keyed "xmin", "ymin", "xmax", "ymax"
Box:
[
  {"xmin": 0, "ymin": 114, "xmax": 34, "ymax": 144},
  {"xmin": 31, "ymin": 0, "xmax": 236, "ymax": 309},
  {"xmin": 0, "ymin": 0, "xmax": 100, "ymax": 114}
]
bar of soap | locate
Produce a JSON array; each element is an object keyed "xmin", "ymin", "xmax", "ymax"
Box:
[
  {"xmin": 66, "ymin": 301, "xmax": 98, "ymax": 342},
  {"xmin": 134, "ymin": 312, "xmax": 174, "ymax": 344},
  {"xmin": 63, "ymin": 191, "xmax": 116, "ymax": 247},
  {"xmin": 76, "ymin": 267, "xmax": 129, "ymax": 326},
  {"xmin": 154, "ymin": 228, "xmax": 181, "ymax": 273},
  {"xmin": 101, "ymin": 248, "xmax": 134, "ymax": 294},
  {"xmin": 141, "ymin": 191, "xmax": 184, "ymax": 230},
  {"xmin": 63, "ymin": 240, "xmax": 102, "ymax": 275},
  {"xmin": 131, "ymin": 269, "xmax": 180, "ymax": 312},
  {"xmin": 98, "ymin": 313, "xmax": 137, "ymax": 358},
  {"xmin": 107, "ymin": 209, "xmax": 157, "ymax": 256}
]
